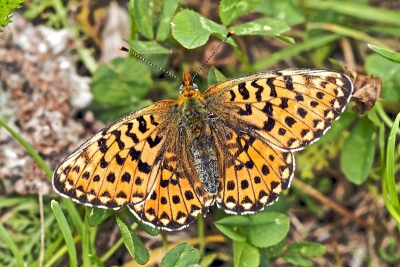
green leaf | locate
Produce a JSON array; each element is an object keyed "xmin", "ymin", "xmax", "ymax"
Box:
[
  {"xmin": 125, "ymin": 40, "xmax": 171, "ymax": 54},
  {"xmin": 264, "ymin": 237, "xmax": 286, "ymax": 260},
  {"xmin": 91, "ymin": 57, "xmax": 152, "ymax": 119},
  {"xmin": 51, "ymin": 200, "xmax": 78, "ymax": 267},
  {"xmin": 87, "ymin": 207, "xmax": 115, "ymax": 227},
  {"xmin": 160, "ymin": 243, "xmax": 200, "ymax": 267},
  {"xmin": 233, "ymin": 241, "xmax": 260, "ymax": 267},
  {"xmin": 341, "ymin": 116, "xmax": 375, "ymax": 184},
  {"xmin": 282, "ymin": 254, "xmax": 313, "ymax": 266},
  {"xmin": 215, "ymin": 211, "xmax": 290, "ymax": 247},
  {"xmin": 230, "ymin": 17, "xmax": 290, "ymax": 36},
  {"xmin": 255, "ymin": 0, "xmax": 305, "ymax": 25},
  {"xmin": 171, "ymin": 9, "xmax": 235, "ymax": 49},
  {"xmin": 214, "ymin": 223, "xmax": 246, "ymax": 242},
  {"xmin": 116, "ymin": 214, "xmax": 149, "ymax": 265},
  {"xmin": 285, "ymin": 242, "xmax": 326, "ymax": 258},
  {"xmin": 317, "ymin": 110, "xmax": 357, "ymax": 145},
  {"xmin": 0, "ymin": 0, "xmax": 23, "ymax": 31},
  {"xmin": 199, "ymin": 252, "xmax": 218, "ymax": 267},
  {"xmin": 132, "ymin": 0, "xmax": 154, "ymax": 39},
  {"xmin": 365, "ymin": 54, "xmax": 400, "ymax": 102},
  {"xmin": 274, "ymin": 35, "xmax": 295, "ymax": 45},
  {"xmin": 368, "ymin": 44, "xmax": 400, "ymax": 63},
  {"xmin": 219, "ymin": 0, "xmax": 262, "ymax": 25},
  {"xmin": 156, "ymin": 0, "xmax": 181, "ymax": 41},
  {"xmin": 124, "ymin": 207, "xmax": 160, "ymax": 236},
  {"xmin": 207, "ymin": 67, "xmax": 227, "ymax": 86}
]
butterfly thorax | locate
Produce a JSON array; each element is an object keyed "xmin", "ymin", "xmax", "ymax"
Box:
[{"xmin": 177, "ymin": 72, "xmax": 219, "ymax": 195}]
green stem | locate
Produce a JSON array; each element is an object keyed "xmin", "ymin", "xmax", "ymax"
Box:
[
  {"xmin": 375, "ymin": 102, "xmax": 400, "ymax": 135},
  {"xmin": 197, "ymin": 214, "xmax": 205, "ymax": 257}
]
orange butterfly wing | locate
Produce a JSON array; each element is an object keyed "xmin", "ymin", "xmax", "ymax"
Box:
[
  {"xmin": 205, "ymin": 69, "xmax": 353, "ymax": 213},
  {"xmin": 53, "ymin": 101, "xmax": 177, "ymax": 209}
]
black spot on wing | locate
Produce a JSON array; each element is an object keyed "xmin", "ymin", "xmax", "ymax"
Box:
[
  {"xmin": 251, "ymin": 79, "xmax": 263, "ymax": 102},
  {"xmin": 238, "ymin": 83, "xmax": 250, "ymax": 100},
  {"xmin": 266, "ymin": 78, "xmax": 277, "ymax": 97},
  {"xmin": 284, "ymin": 76, "xmax": 294, "ymax": 90}
]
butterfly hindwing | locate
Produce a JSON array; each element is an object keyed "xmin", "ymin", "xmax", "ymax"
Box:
[
  {"xmin": 128, "ymin": 137, "xmax": 213, "ymax": 230},
  {"xmin": 213, "ymin": 124, "xmax": 294, "ymax": 214}
]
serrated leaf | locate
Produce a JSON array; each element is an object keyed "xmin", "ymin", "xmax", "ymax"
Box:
[
  {"xmin": 341, "ymin": 116, "xmax": 375, "ymax": 184},
  {"xmin": 125, "ymin": 40, "xmax": 171, "ymax": 54},
  {"xmin": 230, "ymin": 17, "xmax": 290, "ymax": 36},
  {"xmin": 219, "ymin": 0, "xmax": 262, "ymax": 25},
  {"xmin": 87, "ymin": 207, "xmax": 115, "ymax": 227},
  {"xmin": 233, "ymin": 241, "xmax": 260, "ymax": 267},
  {"xmin": 160, "ymin": 243, "xmax": 200, "ymax": 267},
  {"xmin": 132, "ymin": 0, "xmax": 154, "ymax": 39},
  {"xmin": 156, "ymin": 0, "xmax": 181, "ymax": 41},
  {"xmin": 215, "ymin": 211, "xmax": 290, "ymax": 247},
  {"xmin": 171, "ymin": 10, "xmax": 235, "ymax": 49},
  {"xmin": 116, "ymin": 214, "xmax": 149, "ymax": 264}
]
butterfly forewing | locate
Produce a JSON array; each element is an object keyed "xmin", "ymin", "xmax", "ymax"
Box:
[
  {"xmin": 52, "ymin": 101, "xmax": 176, "ymax": 209},
  {"xmin": 205, "ymin": 69, "xmax": 353, "ymax": 151}
]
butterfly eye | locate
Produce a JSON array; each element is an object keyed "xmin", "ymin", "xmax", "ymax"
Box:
[{"xmin": 207, "ymin": 113, "xmax": 218, "ymax": 119}]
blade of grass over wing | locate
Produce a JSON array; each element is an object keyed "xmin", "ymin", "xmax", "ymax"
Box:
[{"xmin": 51, "ymin": 200, "xmax": 78, "ymax": 267}]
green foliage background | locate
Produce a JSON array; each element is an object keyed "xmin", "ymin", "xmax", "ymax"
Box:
[{"xmin": 1, "ymin": 0, "xmax": 400, "ymax": 266}]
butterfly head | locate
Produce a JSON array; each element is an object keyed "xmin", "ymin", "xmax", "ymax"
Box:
[{"xmin": 178, "ymin": 72, "xmax": 201, "ymax": 104}]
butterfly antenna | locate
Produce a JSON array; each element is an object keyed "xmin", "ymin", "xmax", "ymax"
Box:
[
  {"xmin": 191, "ymin": 30, "xmax": 235, "ymax": 83},
  {"xmin": 119, "ymin": 46, "xmax": 182, "ymax": 83}
]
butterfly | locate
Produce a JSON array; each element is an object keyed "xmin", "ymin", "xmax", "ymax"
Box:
[{"xmin": 53, "ymin": 68, "xmax": 353, "ymax": 231}]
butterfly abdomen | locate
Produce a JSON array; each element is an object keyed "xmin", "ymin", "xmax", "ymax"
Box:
[{"xmin": 180, "ymin": 96, "xmax": 220, "ymax": 194}]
